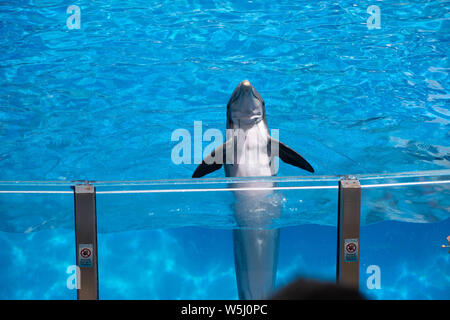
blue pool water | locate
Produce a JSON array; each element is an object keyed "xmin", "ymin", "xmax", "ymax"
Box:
[
  {"xmin": 0, "ymin": 0, "xmax": 449, "ymax": 299},
  {"xmin": 1, "ymin": 220, "xmax": 449, "ymax": 299}
]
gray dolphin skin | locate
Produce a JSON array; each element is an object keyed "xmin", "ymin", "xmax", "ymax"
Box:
[{"xmin": 192, "ymin": 80, "xmax": 314, "ymax": 299}]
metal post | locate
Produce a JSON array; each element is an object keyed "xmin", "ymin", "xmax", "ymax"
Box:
[
  {"xmin": 74, "ymin": 183, "xmax": 99, "ymax": 300},
  {"xmin": 336, "ymin": 178, "xmax": 361, "ymax": 290}
]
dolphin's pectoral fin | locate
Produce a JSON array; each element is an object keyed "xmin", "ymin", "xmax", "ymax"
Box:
[
  {"xmin": 192, "ymin": 140, "xmax": 230, "ymax": 178},
  {"xmin": 268, "ymin": 137, "xmax": 315, "ymax": 173},
  {"xmin": 192, "ymin": 160, "xmax": 222, "ymax": 178}
]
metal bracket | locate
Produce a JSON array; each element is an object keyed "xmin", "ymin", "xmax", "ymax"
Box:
[
  {"xmin": 73, "ymin": 183, "xmax": 99, "ymax": 300},
  {"xmin": 336, "ymin": 178, "xmax": 361, "ymax": 290}
]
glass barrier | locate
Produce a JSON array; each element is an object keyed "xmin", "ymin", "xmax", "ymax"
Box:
[
  {"xmin": 0, "ymin": 170, "xmax": 449, "ymax": 299},
  {"xmin": 359, "ymin": 171, "xmax": 450, "ymax": 299},
  {"xmin": 94, "ymin": 178, "xmax": 339, "ymax": 299},
  {"xmin": 0, "ymin": 192, "xmax": 75, "ymax": 299}
]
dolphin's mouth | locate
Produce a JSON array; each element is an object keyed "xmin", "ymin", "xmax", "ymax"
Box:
[
  {"xmin": 249, "ymin": 114, "xmax": 263, "ymax": 122},
  {"xmin": 231, "ymin": 110, "xmax": 263, "ymax": 126}
]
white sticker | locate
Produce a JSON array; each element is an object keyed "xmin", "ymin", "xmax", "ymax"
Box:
[
  {"xmin": 344, "ymin": 238, "xmax": 359, "ymax": 262},
  {"xmin": 79, "ymin": 244, "xmax": 93, "ymax": 268}
]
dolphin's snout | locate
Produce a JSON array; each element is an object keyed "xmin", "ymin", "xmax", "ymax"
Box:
[
  {"xmin": 228, "ymin": 80, "xmax": 265, "ymax": 126},
  {"xmin": 241, "ymin": 80, "xmax": 251, "ymax": 92}
]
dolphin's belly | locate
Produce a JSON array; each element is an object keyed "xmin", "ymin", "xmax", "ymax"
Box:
[
  {"xmin": 225, "ymin": 121, "xmax": 276, "ymax": 214},
  {"xmin": 225, "ymin": 121, "xmax": 273, "ymax": 179}
]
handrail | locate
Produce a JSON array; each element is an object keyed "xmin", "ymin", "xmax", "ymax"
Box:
[
  {"xmin": 0, "ymin": 169, "xmax": 449, "ymax": 187},
  {"xmin": 0, "ymin": 178, "xmax": 449, "ymax": 194}
]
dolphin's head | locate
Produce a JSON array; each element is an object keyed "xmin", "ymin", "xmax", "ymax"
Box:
[{"xmin": 227, "ymin": 80, "xmax": 266, "ymax": 127}]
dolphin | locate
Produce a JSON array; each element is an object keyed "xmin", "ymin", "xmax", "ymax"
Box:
[{"xmin": 192, "ymin": 80, "xmax": 314, "ymax": 299}]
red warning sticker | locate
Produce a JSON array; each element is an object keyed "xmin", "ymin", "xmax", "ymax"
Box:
[
  {"xmin": 346, "ymin": 242, "xmax": 357, "ymax": 253},
  {"xmin": 80, "ymin": 247, "xmax": 91, "ymax": 258}
]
